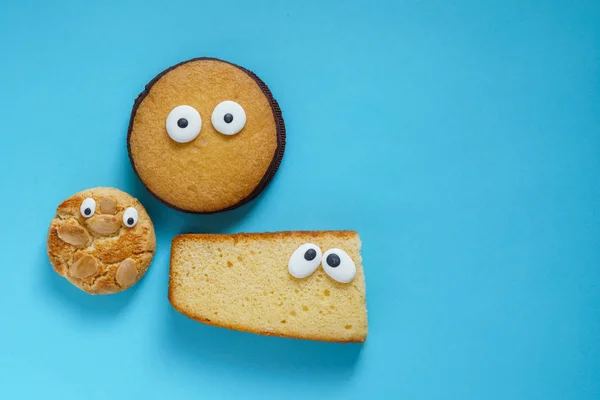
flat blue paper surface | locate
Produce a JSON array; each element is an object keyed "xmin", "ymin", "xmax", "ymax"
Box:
[{"xmin": 1, "ymin": 1, "xmax": 599, "ymax": 398}]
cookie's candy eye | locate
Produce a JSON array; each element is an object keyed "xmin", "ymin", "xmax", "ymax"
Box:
[
  {"xmin": 322, "ymin": 248, "xmax": 356, "ymax": 283},
  {"xmin": 123, "ymin": 207, "xmax": 138, "ymax": 228},
  {"xmin": 288, "ymin": 243, "xmax": 322, "ymax": 278},
  {"xmin": 211, "ymin": 101, "xmax": 246, "ymax": 135},
  {"xmin": 166, "ymin": 105, "xmax": 202, "ymax": 143},
  {"xmin": 80, "ymin": 198, "xmax": 96, "ymax": 218}
]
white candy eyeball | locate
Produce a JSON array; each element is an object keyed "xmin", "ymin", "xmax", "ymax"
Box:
[
  {"xmin": 80, "ymin": 198, "xmax": 96, "ymax": 218},
  {"xmin": 211, "ymin": 100, "xmax": 246, "ymax": 135},
  {"xmin": 166, "ymin": 105, "xmax": 202, "ymax": 143},
  {"xmin": 122, "ymin": 207, "xmax": 138, "ymax": 228},
  {"xmin": 288, "ymin": 243, "xmax": 322, "ymax": 279},
  {"xmin": 322, "ymin": 248, "xmax": 356, "ymax": 283}
]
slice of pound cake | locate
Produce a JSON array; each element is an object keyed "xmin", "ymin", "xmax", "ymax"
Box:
[{"xmin": 169, "ymin": 231, "xmax": 368, "ymax": 342}]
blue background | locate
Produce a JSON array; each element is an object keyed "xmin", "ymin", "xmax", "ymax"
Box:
[{"xmin": 1, "ymin": 0, "xmax": 599, "ymax": 398}]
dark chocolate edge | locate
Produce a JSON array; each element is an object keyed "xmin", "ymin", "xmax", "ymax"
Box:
[{"xmin": 126, "ymin": 57, "xmax": 286, "ymax": 214}]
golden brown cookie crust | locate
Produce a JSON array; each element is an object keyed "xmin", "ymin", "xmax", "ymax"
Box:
[
  {"xmin": 47, "ymin": 187, "xmax": 156, "ymax": 294},
  {"xmin": 127, "ymin": 57, "xmax": 286, "ymax": 214}
]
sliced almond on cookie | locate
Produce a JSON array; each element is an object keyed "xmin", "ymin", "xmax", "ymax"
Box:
[
  {"xmin": 87, "ymin": 215, "xmax": 120, "ymax": 235},
  {"xmin": 99, "ymin": 197, "xmax": 117, "ymax": 214},
  {"xmin": 69, "ymin": 255, "xmax": 98, "ymax": 279},
  {"xmin": 57, "ymin": 223, "xmax": 90, "ymax": 246},
  {"xmin": 116, "ymin": 258, "xmax": 138, "ymax": 287}
]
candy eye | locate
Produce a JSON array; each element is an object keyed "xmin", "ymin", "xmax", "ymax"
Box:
[
  {"xmin": 166, "ymin": 105, "xmax": 202, "ymax": 143},
  {"xmin": 122, "ymin": 207, "xmax": 138, "ymax": 228},
  {"xmin": 288, "ymin": 243, "xmax": 322, "ymax": 279},
  {"xmin": 322, "ymin": 248, "xmax": 356, "ymax": 283},
  {"xmin": 211, "ymin": 100, "xmax": 246, "ymax": 135},
  {"xmin": 80, "ymin": 198, "xmax": 96, "ymax": 218}
]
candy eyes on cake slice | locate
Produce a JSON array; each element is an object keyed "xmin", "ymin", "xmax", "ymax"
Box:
[
  {"xmin": 288, "ymin": 245, "xmax": 357, "ymax": 283},
  {"xmin": 288, "ymin": 243, "xmax": 322, "ymax": 278},
  {"xmin": 322, "ymin": 248, "xmax": 356, "ymax": 283},
  {"xmin": 122, "ymin": 207, "xmax": 138, "ymax": 228},
  {"xmin": 80, "ymin": 198, "xmax": 96, "ymax": 218},
  {"xmin": 211, "ymin": 100, "xmax": 246, "ymax": 135},
  {"xmin": 166, "ymin": 105, "xmax": 202, "ymax": 143}
]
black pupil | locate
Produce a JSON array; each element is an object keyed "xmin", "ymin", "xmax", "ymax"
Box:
[
  {"xmin": 304, "ymin": 249, "xmax": 317, "ymax": 261},
  {"xmin": 84, "ymin": 208, "xmax": 91, "ymax": 216},
  {"xmin": 327, "ymin": 254, "xmax": 341, "ymax": 268},
  {"xmin": 127, "ymin": 217, "xmax": 134, "ymax": 226},
  {"xmin": 177, "ymin": 118, "xmax": 188, "ymax": 128},
  {"xmin": 223, "ymin": 113, "xmax": 234, "ymax": 123}
]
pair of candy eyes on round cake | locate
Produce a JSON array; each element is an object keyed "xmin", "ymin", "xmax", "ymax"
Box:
[
  {"xmin": 80, "ymin": 197, "xmax": 139, "ymax": 228},
  {"xmin": 288, "ymin": 243, "xmax": 356, "ymax": 283},
  {"xmin": 166, "ymin": 100, "xmax": 246, "ymax": 143}
]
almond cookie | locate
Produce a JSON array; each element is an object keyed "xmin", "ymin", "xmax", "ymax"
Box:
[
  {"xmin": 127, "ymin": 57, "xmax": 286, "ymax": 213},
  {"xmin": 47, "ymin": 187, "xmax": 156, "ymax": 294}
]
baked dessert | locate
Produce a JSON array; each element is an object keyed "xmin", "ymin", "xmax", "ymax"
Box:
[
  {"xmin": 127, "ymin": 57, "xmax": 286, "ymax": 213},
  {"xmin": 47, "ymin": 187, "xmax": 156, "ymax": 294},
  {"xmin": 169, "ymin": 231, "xmax": 367, "ymax": 342}
]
